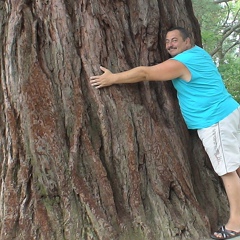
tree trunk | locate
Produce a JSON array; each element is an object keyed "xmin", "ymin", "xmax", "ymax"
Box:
[{"xmin": 0, "ymin": 0, "xmax": 228, "ymax": 239}]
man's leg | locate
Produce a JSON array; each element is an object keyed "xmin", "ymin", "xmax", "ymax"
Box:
[
  {"xmin": 237, "ymin": 167, "xmax": 240, "ymax": 177},
  {"xmin": 213, "ymin": 171, "xmax": 240, "ymax": 238},
  {"xmin": 221, "ymin": 171, "xmax": 240, "ymax": 231}
]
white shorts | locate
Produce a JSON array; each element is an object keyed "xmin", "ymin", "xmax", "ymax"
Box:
[{"xmin": 197, "ymin": 107, "xmax": 240, "ymax": 176}]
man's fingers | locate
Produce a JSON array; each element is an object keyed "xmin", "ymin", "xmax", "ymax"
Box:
[
  {"xmin": 90, "ymin": 78, "xmax": 103, "ymax": 88},
  {"xmin": 100, "ymin": 66, "xmax": 107, "ymax": 72},
  {"xmin": 90, "ymin": 81, "xmax": 100, "ymax": 86},
  {"xmin": 91, "ymin": 81, "xmax": 100, "ymax": 86},
  {"xmin": 90, "ymin": 66, "xmax": 110, "ymax": 89},
  {"xmin": 90, "ymin": 75, "xmax": 100, "ymax": 80},
  {"xmin": 90, "ymin": 76, "xmax": 100, "ymax": 85}
]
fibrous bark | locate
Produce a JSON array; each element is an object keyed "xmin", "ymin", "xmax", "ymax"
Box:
[{"xmin": 0, "ymin": 0, "xmax": 228, "ymax": 239}]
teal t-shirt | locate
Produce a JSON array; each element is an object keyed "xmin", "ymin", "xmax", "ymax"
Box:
[{"xmin": 172, "ymin": 45, "xmax": 239, "ymax": 129}]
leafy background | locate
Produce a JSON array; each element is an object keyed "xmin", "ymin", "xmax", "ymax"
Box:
[{"xmin": 192, "ymin": 0, "xmax": 240, "ymax": 102}]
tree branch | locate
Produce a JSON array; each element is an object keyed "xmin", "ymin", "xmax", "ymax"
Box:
[
  {"xmin": 210, "ymin": 23, "xmax": 240, "ymax": 56},
  {"xmin": 214, "ymin": 0, "xmax": 235, "ymax": 3},
  {"xmin": 223, "ymin": 41, "xmax": 240, "ymax": 56}
]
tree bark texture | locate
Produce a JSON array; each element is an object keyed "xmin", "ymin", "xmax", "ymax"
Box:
[{"xmin": 0, "ymin": 0, "xmax": 229, "ymax": 239}]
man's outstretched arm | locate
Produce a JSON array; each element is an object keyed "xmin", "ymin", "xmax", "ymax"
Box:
[{"xmin": 90, "ymin": 59, "xmax": 190, "ymax": 89}]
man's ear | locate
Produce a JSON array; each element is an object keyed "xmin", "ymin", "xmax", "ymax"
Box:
[{"xmin": 186, "ymin": 37, "xmax": 192, "ymax": 46}]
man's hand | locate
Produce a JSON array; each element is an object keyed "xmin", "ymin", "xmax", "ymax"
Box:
[{"xmin": 90, "ymin": 66, "xmax": 114, "ymax": 89}]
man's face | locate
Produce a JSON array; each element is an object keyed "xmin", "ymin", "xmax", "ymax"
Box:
[{"xmin": 165, "ymin": 30, "xmax": 191, "ymax": 57}]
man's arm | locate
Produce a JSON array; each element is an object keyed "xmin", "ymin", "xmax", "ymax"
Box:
[{"xmin": 90, "ymin": 59, "xmax": 190, "ymax": 89}]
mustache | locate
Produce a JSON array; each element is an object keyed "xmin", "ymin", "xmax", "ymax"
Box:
[{"xmin": 167, "ymin": 47, "xmax": 177, "ymax": 51}]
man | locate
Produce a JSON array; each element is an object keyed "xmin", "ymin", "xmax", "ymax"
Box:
[{"xmin": 90, "ymin": 27, "xmax": 240, "ymax": 239}]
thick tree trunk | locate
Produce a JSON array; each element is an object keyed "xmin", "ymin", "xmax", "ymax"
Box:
[{"xmin": 0, "ymin": 0, "xmax": 228, "ymax": 239}]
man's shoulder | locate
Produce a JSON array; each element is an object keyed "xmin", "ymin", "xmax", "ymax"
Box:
[
  {"xmin": 173, "ymin": 46, "xmax": 196, "ymax": 60},
  {"xmin": 185, "ymin": 45, "xmax": 204, "ymax": 54},
  {"xmin": 175, "ymin": 45, "xmax": 209, "ymax": 62}
]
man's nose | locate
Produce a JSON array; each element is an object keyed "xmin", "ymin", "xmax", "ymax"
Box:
[{"xmin": 166, "ymin": 42, "xmax": 172, "ymax": 49}]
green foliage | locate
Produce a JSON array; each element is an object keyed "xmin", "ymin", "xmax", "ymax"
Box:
[
  {"xmin": 192, "ymin": 0, "xmax": 240, "ymax": 103},
  {"xmin": 218, "ymin": 57, "xmax": 240, "ymax": 103},
  {"xmin": 192, "ymin": 0, "xmax": 222, "ymax": 52}
]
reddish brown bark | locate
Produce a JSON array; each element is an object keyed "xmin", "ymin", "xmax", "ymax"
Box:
[{"xmin": 0, "ymin": 0, "xmax": 228, "ymax": 239}]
